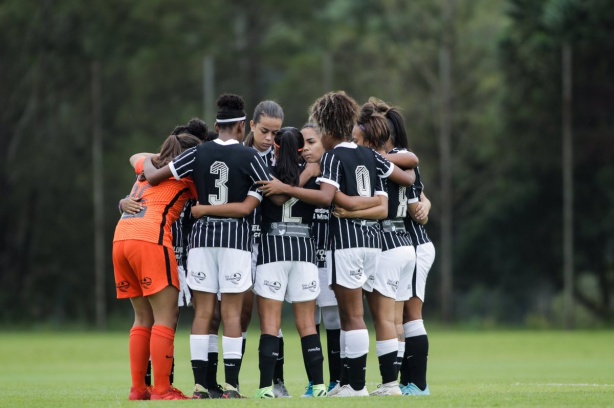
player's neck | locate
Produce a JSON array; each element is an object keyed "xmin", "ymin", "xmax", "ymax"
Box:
[{"xmin": 217, "ymin": 131, "xmax": 239, "ymax": 143}]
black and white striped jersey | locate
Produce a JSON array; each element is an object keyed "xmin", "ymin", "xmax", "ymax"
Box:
[
  {"xmin": 171, "ymin": 199, "xmax": 196, "ymax": 267},
  {"xmin": 404, "ymin": 166, "xmax": 431, "ymax": 246},
  {"xmin": 248, "ymin": 147, "xmax": 274, "ymax": 243},
  {"xmin": 257, "ymin": 167, "xmax": 318, "ymax": 265},
  {"xmin": 318, "ymin": 142, "xmax": 392, "ymax": 250},
  {"xmin": 311, "ymin": 207, "xmax": 330, "ymax": 268},
  {"xmin": 381, "ymin": 148, "xmax": 413, "ymax": 251},
  {"xmin": 170, "ymin": 138, "xmax": 272, "ymax": 251}
]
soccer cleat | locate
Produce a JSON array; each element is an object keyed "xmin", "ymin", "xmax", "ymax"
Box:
[
  {"xmin": 401, "ymin": 383, "xmax": 430, "ymax": 396},
  {"xmin": 369, "ymin": 381, "xmax": 402, "ymax": 396},
  {"xmin": 192, "ymin": 383, "xmax": 210, "ymax": 399},
  {"xmin": 328, "ymin": 381, "xmax": 338, "ymax": 393},
  {"xmin": 327, "ymin": 381, "xmax": 341, "ymax": 397},
  {"xmin": 312, "ymin": 383, "xmax": 328, "ymax": 398},
  {"xmin": 222, "ymin": 383, "xmax": 245, "ymax": 399},
  {"xmin": 301, "ymin": 381, "xmax": 314, "ymax": 398},
  {"xmin": 128, "ymin": 386, "xmax": 151, "ymax": 400},
  {"xmin": 208, "ymin": 383, "xmax": 224, "ymax": 399},
  {"xmin": 254, "ymin": 386, "xmax": 275, "ymax": 399},
  {"xmin": 273, "ymin": 378, "xmax": 291, "ymax": 398},
  {"xmin": 150, "ymin": 386, "xmax": 189, "ymax": 400},
  {"xmin": 329, "ymin": 384, "xmax": 369, "ymax": 397}
]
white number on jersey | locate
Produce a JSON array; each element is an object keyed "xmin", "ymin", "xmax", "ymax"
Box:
[
  {"xmin": 396, "ymin": 186, "xmax": 408, "ymax": 218},
  {"xmin": 282, "ymin": 197, "xmax": 302, "ymax": 223},
  {"xmin": 209, "ymin": 161, "xmax": 229, "ymax": 205},
  {"xmin": 355, "ymin": 165, "xmax": 371, "ymax": 197}
]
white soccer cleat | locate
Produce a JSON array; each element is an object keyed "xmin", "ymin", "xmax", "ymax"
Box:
[
  {"xmin": 369, "ymin": 381, "xmax": 402, "ymax": 396},
  {"xmin": 329, "ymin": 384, "xmax": 369, "ymax": 397}
]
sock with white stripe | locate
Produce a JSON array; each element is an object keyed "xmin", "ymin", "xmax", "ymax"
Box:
[
  {"xmin": 345, "ymin": 329, "xmax": 369, "ymax": 391},
  {"xmin": 190, "ymin": 334, "xmax": 209, "ymax": 388},
  {"xmin": 402, "ymin": 319, "xmax": 428, "ymax": 390}
]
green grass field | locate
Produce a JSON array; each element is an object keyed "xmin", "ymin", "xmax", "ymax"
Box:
[{"xmin": 1, "ymin": 328, "xmax": 612, "ymax": 407}]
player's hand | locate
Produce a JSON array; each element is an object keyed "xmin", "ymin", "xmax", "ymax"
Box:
[
  {"xmin": 413, "ymin": 202, "xmax": 428, "ymax": 221},
  {"xmin": 191, "ymin": 204, "xmax": 209, "ymax": 218},
  {"xmin": 333, "ymin": 206, "xmax": 350, "ymax": 219},
  {"xmin": 257, "ymin": 178, "xmax": 289, "ymax": 196},
  {"xmin": 120, "ymin": 197, "xmax": 143, "ymax": 215}
]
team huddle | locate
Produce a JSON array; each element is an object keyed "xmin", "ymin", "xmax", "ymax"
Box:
[{"xmin": 112, "ymin": 91, "xmax": 435, "ymax": 400}]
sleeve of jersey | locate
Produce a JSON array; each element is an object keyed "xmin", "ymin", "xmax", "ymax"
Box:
[
  {"xmin": 316, "ymin": 152, "xmax": 341, "ymax": 190},
  {"xmin": 407, "ymin": 183, "xmax": 420, "ymax": 202},
  {"xmin": 248, "ymin": 153, "xmax": 272, "ymax": 201},
  {"xmin": 375, "ymin": 176, "xmax": 388, "ymax": 197},
  {"xmin": 134, "ymin": 157, "xmax": 146, "ymax": 175},
  {"xmin": 169, "ymin": 147, "xmax": 197, "ymax": 180},
  {"xmin": 373, "ymin": 151, "xmax": 394, "ymax": 178}
]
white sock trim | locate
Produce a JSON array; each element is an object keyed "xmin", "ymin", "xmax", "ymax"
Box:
[
  {"xmin": 403, "ymin": 319, "xmax": 427, "ymax": 338},
  {"xmin": 222, "ymin": 336, "xmax": 243, "ymax": 360},
  {"xmin": 376, "ymin": 338, "xmax": 398, "ymax": 357},
  {"xmin": 190, "ymin": 334, "xmax": 210, "ymax": 361},
  {"xmin": 208, "ymin": 334, "xmax": 219, "ymax": 353},
  {"xmin": 345, "ymin": 329, "xmax": 369, "ymax": 359},
  {"xmin": 397, "ymin": 341, "xmax": 406, "ymax": 358}
]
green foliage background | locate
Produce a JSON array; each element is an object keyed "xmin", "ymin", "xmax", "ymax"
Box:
[{"xmin": 0, "ymin": 0, "xmax": 612, "ymax": 326}]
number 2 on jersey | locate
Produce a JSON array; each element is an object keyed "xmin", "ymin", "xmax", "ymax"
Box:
[{"xmin": 209, "ymin": 161, "xmax": 229, "ymax": 205}]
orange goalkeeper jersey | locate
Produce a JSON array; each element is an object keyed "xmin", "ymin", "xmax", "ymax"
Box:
[{"xmin": 113, "ymin": 157, "xmax": 196, "ymax": 248}]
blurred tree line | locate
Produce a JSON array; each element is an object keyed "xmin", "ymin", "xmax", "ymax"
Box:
[{"xmin": 0, "ymin": 0, "xmax": 612, "ymax": 327}]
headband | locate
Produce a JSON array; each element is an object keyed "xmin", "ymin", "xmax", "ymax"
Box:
[{"xmin": 216, "ymin": 116, "xmax": 246, "ymax": 123}]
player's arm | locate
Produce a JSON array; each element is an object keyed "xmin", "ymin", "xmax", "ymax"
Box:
[
  {"xmin": 332, "ymin": 191, "xmax": 380, "ymax": 211},
  {"xmin": 143, "ymin": 157, "xmax": 173, "ymax": 186},
  {"xmin": 408, "ymin": 192, "xmax": 430, "ymax": 225},
  {"xmin": 382, "ymin": 151, "xmax": 419, "ymax": 170},
  {"xmin": 387, "ymin": 165, "xmax": 415, "ymax": 187},
  {"xmin": 333, "ymin": 195, "xmax": 388, "ymax": 220},
  {"xmin": 256, "ymin": 178, "xmax": 336, "ymax": 208},
  {"xmin": 191, "ymin": 196, "xmax": 261, "ymax": 219},
  {"xmin": 129, "ymin": 153, "xmax": 157, "ymax": 169}
]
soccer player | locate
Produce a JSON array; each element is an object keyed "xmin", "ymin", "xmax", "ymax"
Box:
[
  {"xmin": 380, "ymin": 104, "xmax": 434, "ymax": 396},
  {"xmin": 299, "ymin": 124, "xmax": 342, "ymax": 397},
  {"xmin": 335, "ymin": 98, "xmax": 417, "ymax": 396},
  {"xmin": 113, "ymin": 132, "xmax": 202, "ymax": 401},
  {"xmin": 143, "ymin": 94, "xmax": 273, "ymax": 399},
  {"xmin": 257, "ymin": 91, "xmax": 415, "ymax": 397},
  {"xmin": 241, "ymin": 100, "xmax": 291, "ymax": 397},
  {"xmin": 249, "ymin": 127, "xmax": 327, "ymax": 398}
]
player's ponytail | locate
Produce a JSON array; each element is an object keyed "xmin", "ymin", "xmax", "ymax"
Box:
[
  {"xmin": 274, "ymin": 127, "xmax": 303, "ymax": 186},
  {"xmin": 385, "ymin": 108, "xmax": 409, "ymax": 150},
  {"xmin": 153, "ymin": 133, "xmax": 202, "ymax": 168},
  {"xmin": 357, "ymin": 100, "xmax": 389, "ymax": 150}
]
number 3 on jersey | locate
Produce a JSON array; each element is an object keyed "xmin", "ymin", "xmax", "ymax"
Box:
[{"xmin": 209, "ymin": 161, "xmax": 229, "ymax": 205}]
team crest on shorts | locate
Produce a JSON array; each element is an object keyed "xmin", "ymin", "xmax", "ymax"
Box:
[
  {"xmin": 350, "ymin": 268, "xmax": 364, "ymax": 279},
  {"xmin": 225, "ymin": 273, "xmax": 242, "ymax": 284},
  {"xmin": 191, "ymin": 271, "xmax": 206, "ymax": 282},
  {"xmin": 302, "ymin": 280, "xmax": 317, "ymax": 292},
  {"xmin": 387, "ymin": 279, "xmax": 399, "ymax": 291},
  {"xmin": 116, "ymin": 281, "xmax": 130, "ymax": 292},
  {"xmin": 264, "ymin": 280, "xmax": 282, "ymax": 293},
  {"xmin": 140, "ymin": 277, "xmax": 152, "ymax": 288}
]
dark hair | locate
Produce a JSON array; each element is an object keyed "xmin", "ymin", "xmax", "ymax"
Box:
[
  {"xmin": 152, "ymin": 133, "xmax": 202, "ymax": 168},
  {"xmin": 367, "ymin": 98, "xmax": 410, "ymax": 150},
  {"xmin": 244, "ymin": 100, "xmax": 284, "ymax": 147},
  {"xmin": 216, "ymin": 94, "xmax": 246, "ymax": 130},
  {"xmin": 309, "ymin": 91, "xmax": 358, "ymax": 141},
  {"xmin": 357, "ymin": 99, "xmax": 389, "ymax": 150},
  {"xmin": 273, "ymin": 127, "xmax": 303, "ymax": 186},
  {"xmin": 205, "ymin": 130, "xmax": 218, "ymax": 142},
  {"xmin": 171, "ymin": 117, "xmax": 209, "ymax": 141},
  {"xmin": 385, "ymin": 108, "xmax": 409, "ymax": 150}
]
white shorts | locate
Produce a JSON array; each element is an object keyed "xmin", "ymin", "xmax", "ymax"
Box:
[
  {"xmin": 177, "ymin": 264, "xmax": 192, "ymax": 307},
  {"xmin": 187, "ymin": 247, "xmax": 252, "ymax": 294},
  {"xmin": 316, "ymin": 263, "xmax": 337, "ymax": 307},
  {"xmin": 392, "ymin": 246, "xmax": 417, "ymax": 301},
  {"xmin": 253, "ymin": 261, "xmax": 320, "ymax": 303},
  {"xmin": 362, "ymin": 245, "xmax": 415, "ymax": 299},
  {"xmin": 407, "ymin": 242, "xmax": 435, "ymax": 302},
  {"xmin": 250, "ymin": 242, "xmax": 259, "ymax": 281},
  {"xmin": 328, "ymin": 247, "xmax": 381, "ymax": 290}
]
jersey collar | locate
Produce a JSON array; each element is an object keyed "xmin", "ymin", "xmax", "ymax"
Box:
[
  {"xmin": 213, "ymin": 138, "xmax": 240, "ymax": 146},
  {"xmin": 335, "ymin": 141, "xmax": 357, "ymax": 149}
]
